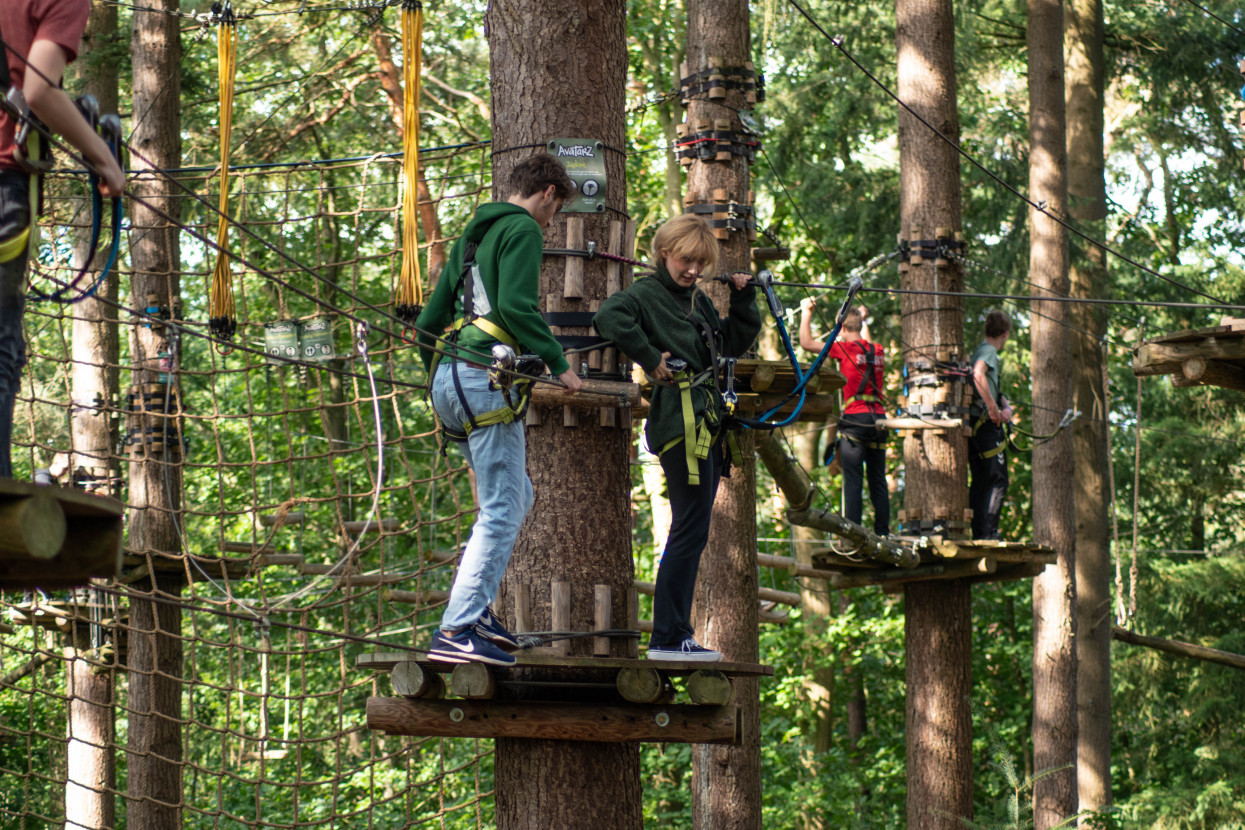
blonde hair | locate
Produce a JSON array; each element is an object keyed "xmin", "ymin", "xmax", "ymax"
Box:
[{"xmin": 650, "ymin": 214, "xmax": 719, "ymax": 277}]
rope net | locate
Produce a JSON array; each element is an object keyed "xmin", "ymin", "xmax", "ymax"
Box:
[{"xmin": 1, "ymin": 145, "xmax": 499, "ymax": 829}]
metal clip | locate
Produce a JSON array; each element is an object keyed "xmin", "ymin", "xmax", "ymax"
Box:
[
  {"xmin": 489, "ymin": 343, "xmax": 516, "ymax": 392},
  {"xmin": 720, "ymin": 356, "xmax": 738, "ymax": 413},
  {"xmin": 355, "ymin": 321, "xmax": 370, "ymax": 356}
]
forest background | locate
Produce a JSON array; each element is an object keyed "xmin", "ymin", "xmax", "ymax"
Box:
[{"xmin": 1, "ymin": 0, "xmax": 1244, "ymax": 827}]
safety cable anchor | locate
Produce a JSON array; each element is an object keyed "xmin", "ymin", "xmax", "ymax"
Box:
[{"xmin": 354, "ymin": 321, "xmax": 371, "ymax": 357}]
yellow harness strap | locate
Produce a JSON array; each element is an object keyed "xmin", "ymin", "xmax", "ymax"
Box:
[
  {"xmin": 0, "ymin": 135, "xmax": 42, "ymax": 266},
  {"xmin": 658, "ymin": 370, "xmax": 717, "ymax": 485},
  {"xmin": 971, "ymin": 413, "xmax": 1007, "ymax": 459}
]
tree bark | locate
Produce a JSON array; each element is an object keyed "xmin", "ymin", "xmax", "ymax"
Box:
[
  {"xmin": 127, "ymin": 4, "xmax": 184, "ymax": 828},
  {"xmin": 895, "ymin": 0, "xmax": 973, "ymax": 827},
  {"xmin": 65, "ymin": 638, "xmax": 115, "ymax": 830},
  {"xmin": 1065, "ymin": 0, "xmax": 1111, "ymax": 821},
  {"xmin": 684, "ymin": 2, "xmax": 761, "ymax": 827},
  {"xmin": 488, "ymin": 3, "xmax": 639, "ymax": 828},
  {"xmin": 1028, "ymin": 0, "xmax": 1078, "ymax": 826}
]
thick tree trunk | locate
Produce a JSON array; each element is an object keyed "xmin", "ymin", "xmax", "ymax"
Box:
[
  {"xmin": 1028, "ymin": 0, "xmax": 1078, "ymax": 826},
  {"xmin": 65, "ymin": 644, "xmax": 115, "ymax": 830},
  {"xmin": 487, "ymin": 4, "xmax": 639, "ymax": 828},
  {"xmin": 1065, "ymin": 0, "xmax": 1111, "ymax": 821},
  {"xmin": 684, "ymin": 2, "xmax": 761, "ymax": 827},
  {"xmin": 895, "ymin": 0, "xmax": 972, "ymax": 827},
  {"xmin": 127, "ymin": 4, "xmax": 184, "ymax": 828},
  {"xmin": 69, "ymin": 0, "xmax": 121, "ymax": 501}
]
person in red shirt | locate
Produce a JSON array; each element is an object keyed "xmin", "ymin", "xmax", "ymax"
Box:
[
  {"xmin": 0, "ymin": 0, "xmax": 124, "ymax": 478},
  {"xmin": 800, "ymin": 298, "xmax": 890, "ymax": 536}
]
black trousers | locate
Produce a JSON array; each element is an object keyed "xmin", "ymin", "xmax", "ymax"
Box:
[
  {"xmin": 0, "ymin": 171, "xmax": 31, "ymax": 480},
  {"xmin": 650, "ymin": 442, "xmax": 724, "ymax": 649},
  {"xmin": 969, "ymin": 420, "xmax": 1008, "ymax": 539},
  {"xmin": 838, "ymin": 414, "xmax": 889, "ymax": 536}
]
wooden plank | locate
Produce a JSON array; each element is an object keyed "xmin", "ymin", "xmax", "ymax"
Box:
[
  {"xmin": 876, "ymin": 417, "xmax": 963, "ymax": 430},
  {"xmin": 366, "ymin": 698, "xmax": 741, "ymax": 745},
  {"xmin": 355, "ymin": 651, "xmax": 773, "ymax": 677},
  {"xmin": 563, "ymin": 216, "xmax": 585, "ymax": 299},
  {"xmin": 594, "ymin": 585, "xmax": 612, "ymax": 657},
  {"xmin": 550, "ymin": 581, "xmax": 571, "ymax": 657},
  {"xmin": 831, "ymin": 559, "xmax": 989, "ymax": 589}
]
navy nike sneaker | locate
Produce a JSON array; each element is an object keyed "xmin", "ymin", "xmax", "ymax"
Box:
[
  {"xmin": 474, "ymin": 607, "xmax": 520, "ymax": 650},
  {"xmin": 428, "ymin": 627, "xmax": 516, "ymax": 665}
]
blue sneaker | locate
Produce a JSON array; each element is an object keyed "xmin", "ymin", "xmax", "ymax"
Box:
[
  {"xmin": 428, "ymin": 627, "xmax": 516, "ymax": 665},
  {"xmin": 474, "ymin": 607, "xmax": 520, "ymax": 650},
  {"xmin": 647, "ymin": 637, "xmax": 722, "ymax": 662}
]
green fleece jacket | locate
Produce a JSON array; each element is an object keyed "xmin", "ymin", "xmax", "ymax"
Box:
[
  {"xmin": 593, "ymin": 265, "xmax": 761, "ymax": 453},
  {"xmin": 416, "ymin": 202, "xmax": 569, "ymax": 377}
]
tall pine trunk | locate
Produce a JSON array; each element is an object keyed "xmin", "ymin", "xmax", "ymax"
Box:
[
  {"xmin": 684, "ymin": 2, "xmax": 762, "ymax": 827},
  {"xmin": 126, "ymin": 4, "xmax": 184, "ymax": 828},
  {"xmin": 1065, "ymin": 0, "xmax": 1111, "ymax": 819},
  {"xmin": 488, "ymin": 3, "xmax": 640, "ymax": 827},
  {"xmin": 1028, "ymin": 0, "xmax": 1078, "ymax": 825},
  {"xmin": 895, "ymin": 0, "xmax": 973, "ymax": 826}
]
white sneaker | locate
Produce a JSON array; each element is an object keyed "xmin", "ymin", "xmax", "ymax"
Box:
[{"xmin": 647, "ymin": 637, "xmax": 722, "ymax": 662}]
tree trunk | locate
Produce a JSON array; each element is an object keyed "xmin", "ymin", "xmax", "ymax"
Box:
[
  {"xmin": 66, "ymin": 11, "xmax": 121, "ymax": 824},
  {"xmin": 64, "ymin": 627, "xmax": 115, "ymax": 830},
  {"xmin": 683, "ymin": 3, "xmax": 761, "ymax": 827},
  {"xmin": 1065, "ymin": 0, "xmax": 1111, "ymax": 821},
  {"xmin": 487, "ymin": 3, "xmax": 639, "ymax": 828},
  {"xmin": 1028, "ymin": 0, "xmax": 1078, "ymax": 825},
  {"xmin": 127, "ymin": 4, "xmax": 184, "ymax": 828},
  {"xmin": 68, "ymin": 0, "xmax": 121, "ymax": 500},
  {"xmin": 895, "ymin": 0, "xmax": 973, "ymax": 827}
]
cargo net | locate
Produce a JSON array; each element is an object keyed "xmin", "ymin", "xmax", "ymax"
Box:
[{"xmin": 0, "ymin": 146, "xmax": 499, "ymax": 829}]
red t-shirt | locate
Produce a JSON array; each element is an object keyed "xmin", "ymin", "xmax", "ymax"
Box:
[
  {"xmin": 830, "ymin": 339, "xmax": 885, "ymax": 415},
  {"xmin": 0, "ymin": 0, "xmax": 90, "ymax": 171}
]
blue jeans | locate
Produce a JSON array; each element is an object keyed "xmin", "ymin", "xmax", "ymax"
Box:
[
  {"xmin": 0, "ymin": 171, "xmax": 31, "ymax": 480},
  {"xmin": 431, "ymin": 361, "xmax": 533, "ymax": 631}
]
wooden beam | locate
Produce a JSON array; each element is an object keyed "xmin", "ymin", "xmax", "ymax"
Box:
[
  {"xmin": 831, "ymin": 559, "xmax": 990, "ymax": 589},
  {"xmin": 1135, "ymin": 336, "xmax": 1245, "ymax": 367},
  {"xmin": 1113, "ymin": 627, "xmax": 1245, "ymax": 671},
  {"xmin": 355, "ymin": 651, "xmax": 773, "ymax": 676},
  {"xmin": 366, "ymin": 697, "xmax": 741, "ymax": 744},
  {"xmin": 529, "ymin": 378, "xmax": 641, "ymax": 410},
  {"xmin": 1170, "ymin": 356, "xmax": 1245, "ymax": 391},
  {"xmin": 875, "ymin": 417, "xmax": 963, "ymax": 430}
]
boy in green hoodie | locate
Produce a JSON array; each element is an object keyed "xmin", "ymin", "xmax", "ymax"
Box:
[{"xmin": 416, "ymin": 153, "xmax": 580, "ymax": 665}]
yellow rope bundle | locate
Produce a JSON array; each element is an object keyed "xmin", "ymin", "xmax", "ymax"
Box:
[
  {"xmin": 209, "ymin": 8, "xmax": 238, "ymax": 343},
  {"xmin": 395, "ymin": 0, "xmax": 424, "ymax": 327}
]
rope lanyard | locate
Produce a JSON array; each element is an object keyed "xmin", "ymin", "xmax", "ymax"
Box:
[
  {"xmin": 394, "ymin": 0, "xmax": 424, "ymax": 326},
  {"xmin": 208, "ymin": 4, "xmax": 238, "ymax": 346}
]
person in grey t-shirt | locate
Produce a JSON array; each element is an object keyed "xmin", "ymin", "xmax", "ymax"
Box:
[{"xmin": 968, "ymin": 311, "xmax": 1014, "ymax": 540}]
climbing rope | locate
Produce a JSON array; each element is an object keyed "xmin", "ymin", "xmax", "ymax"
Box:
[
  {"xmin": 208, "ymin": 3, "xmax": 239, "ymax": 346},
  {"xmin": 394, "ymin": 0, "xmax": 425, "ymax": 327}
]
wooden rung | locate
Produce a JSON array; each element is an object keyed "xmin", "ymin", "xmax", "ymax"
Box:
[
  {"xmin": 342, "ymin": 518, "xmax": 400, "ymax": 534},
  {"xmin": 259, "ymin": 512, "xmax": 305, "ymax": 527},
  {"xmin": 255, "ymin": 553, "xmax": 303, "ymax": 567},
  {"xmin": 385, "ymin": 587, "xmax": 449, "ymax": 605},
  {"xmin": 551, "ymin": 581, "xmax": 571, "ymax": 656},
  {"xmin": 594, "ymin": 584, "xmax": 612, "ymax": 657},
  {"xmin": 221, "ymin": 541, "xmax": 276, "ymax": 555}
]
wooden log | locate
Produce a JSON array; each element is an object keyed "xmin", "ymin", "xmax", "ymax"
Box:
[
  {"xmin": 831, "ymin": 559, "xmax": 987, "ymax": 589},
  {"xmin": 528, "ymin": 378, "xmax": 641, "ymax": 409},
  {"xmin": 875, "ymin": 417, "xmax": 963, "ymax": 430},
  {"xmin": 1172, "ymin": 356, "xmax": 1245, "ymax": 391},
  {"xmin": 594, "ymin": 584, "xmax": 612, "ymax": 657},
  {"xmin": 686, "ymin": 670, "xmax": 734, "ymax": 706},
  {"xmin": 551, "ymin": 581, "xmax": 571, "ymax": 656},
  {"xmin": 450, "ymin": 662, "xmax": 497, "ymax": 699},
  {"xmin": 616, "ymin": 667, "xmax": 666, "ymax": 703},
  {"xmin": 255, "ymin": 553, "xmax": 305, "ymax": 567},
  {"xmin": 391, "ymin": 662, "xmax": 445, "ymax": 699},
  {"xmin": 342, "ymin": 518, "xmax": 399, "ymax": 534},
  {"xmin": 383, "ymin": 588, "xmax": 449, "ymax": 605},
  {"xmin": 366, "ymin": 697, "xmax": 740, "ymax": 744},
  {"xmin": 757, "ymin": 586, "xmax": 801, "ymax": 608},
  {"xmin": 259, "ymin": 511, "xmax": 305, "ymax": 527},
  {"xmin": 221, "ymin": 541, "xmax": 276, "ymax": 555},
  {"xmin": 1112, "ymin": 626, "xmax": 1245, "ymax": 671},
  {"xmin": 750, "ymin": 364, "xmax": 777, "ymax": 392},
  {"xmin": 0, "ymin": 491, "xmax": 67, "ymax": 561},
  {"xmin": 1135, "ymin": 336, "xmax": 1245, "ymax": 367},
  {"xmin": 563, "ymin": 216, "xmax": 585, "ymax": 299}
]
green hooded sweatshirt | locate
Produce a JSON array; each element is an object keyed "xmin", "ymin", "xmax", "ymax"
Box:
[
  {"xmin": 593, "ymin": 264, "xmax": 761, "ymax": 453},
  {"xmin": 416, "ymin": 202, "xmax": 570, "ymax": 377}
]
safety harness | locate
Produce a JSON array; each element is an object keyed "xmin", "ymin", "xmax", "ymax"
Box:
[
  {"xmin": 971, "ymin": 407, "xmax": 1080, "ymax": 459},
  {"xmin": 0, "ymin": 25, "xmax": 123, "ymax": 300},
  {"xmin": 434, "ymin": 238, "xmax": 543, "ymax": 449},
  {"xmin": 0, "ymin": 23, "xmax": 50, "ymax": 267},
  {"xmin": 838, "ymin": 340, "xmax": 888, "ymax": 451}
]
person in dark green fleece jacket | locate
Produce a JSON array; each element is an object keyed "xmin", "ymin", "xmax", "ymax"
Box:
[
  {"xmin": 593, "ymin": 214, "xmax": 761, "ymax": 662},
  {"xmin": 415, "ymin": 154, "xmax": 581, "ymax": 666}
]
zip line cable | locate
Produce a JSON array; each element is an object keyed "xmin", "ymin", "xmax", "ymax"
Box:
[
  {"xmin": 1172, "ymin": 0, "xmax": 1245, "ymax": 38},
  {"xmin": 784, "ymin": 0, "xmax": 1232, "ymax": 308}
]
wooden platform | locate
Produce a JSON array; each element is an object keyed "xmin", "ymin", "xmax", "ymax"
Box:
[
  {"xmin": 358, "ymin": 651, "xmax": 772, "ymax": 745},
  {"xmin": 0, "ymin": 479, "xmax": 123, "ymax": 590},
  {"xmin": 809, "ymin": 537, "xmax": 1055, "ymax": 591},
  {"xmin": 632, "ymin": 358, "xmax": 844, "ymax": 423},
  {"xmin": 1133, "ymin": 319, "xmax": 1245, "ymax": 391}
]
